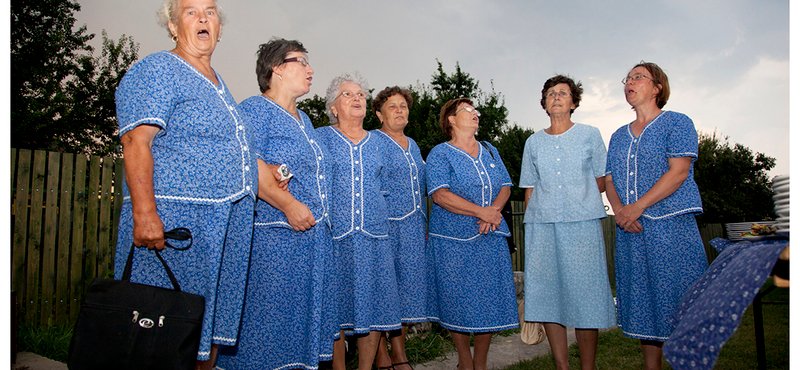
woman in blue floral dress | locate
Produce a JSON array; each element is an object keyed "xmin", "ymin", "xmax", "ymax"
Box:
[
  {"xmin": 114, "ymin": 0, "xmax": 256, "ymax": 368},
  {"xmin": 426, "ymin": 98, "xmax": 518, "ymax": 370},
  {"xmin": 316, "ymin": 73, "xmax": 402, "ymax": 370},
  {"xmin": 520, "ymin": 75, "xmax": 616, "ymax": 370},
  {"xmin": 370, "ymin": 86, "xmax": 427, "ymax": 370},
  {"xmin": 216, "ymin": 38, "xmax": 336, "ymax": 370},
  {"xmin": 606, "ymin": 62, "xmax": 707, "ymax": 370}
]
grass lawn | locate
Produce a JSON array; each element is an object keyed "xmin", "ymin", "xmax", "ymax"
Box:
[{"xmin": 501, "ymin": 279, "xmax": 789, "ymax": 370}]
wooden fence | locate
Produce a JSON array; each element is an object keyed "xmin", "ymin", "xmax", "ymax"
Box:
[
  {"xmin": 11, "ymin": 148, "xmax": 124, "ymax": 326},
  {"xmin": 10, "ymin": 148, "xmax": 724, "ymax": 328}
]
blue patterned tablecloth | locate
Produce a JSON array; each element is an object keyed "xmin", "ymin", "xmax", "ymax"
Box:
[{"xmin": 663, "ymin": 238, "xmax": 788, "ymax": 369}]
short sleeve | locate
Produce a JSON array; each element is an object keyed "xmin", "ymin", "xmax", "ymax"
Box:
[
  {"xmin": 489, "ymin": 143, "xmax": 513, "ymax": 187},
  {"xmin": 518, "ymin": 135, "xmax": 537, "ymax": 188},
  {"xmin": 667, "ymin": 113, "xmax": 699, "ymax": 159},
  {"xmin": 115, "ymin": 54, "xmax": 176, "ymax": 136},
  {"xmin": 590, "ymin": 127, "xmax": 608, "ymax": 178},
  {"xmin": 426, "ymin": 147, "xmax": 452, "ymax": 196}
]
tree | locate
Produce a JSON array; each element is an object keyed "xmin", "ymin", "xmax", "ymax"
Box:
[
  {"xmin": 495, "ymin": 125, "xmax": 536, "ymax": 201},
  {"xmin": 12, "ymin": 0, "xmax": 139, "ymax": 156},
  {"xmin": 694, "ymin": 131, "xmax": 776, "ymax": 225}
]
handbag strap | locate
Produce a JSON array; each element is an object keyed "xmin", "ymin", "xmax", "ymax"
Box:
[
  {"xmin": 121, "ymin": 228, "xmax": 194, "ymax": 292},
  {"xmin": 479, "ymin": 141, "xmax": 494, "ymax": 160}
]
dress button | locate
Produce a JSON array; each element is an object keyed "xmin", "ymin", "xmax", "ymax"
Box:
[
  {"xmin": 484, "ymin": 186, "xmax": 488, "ymax": 189},
  {"xmin": 245, "ymin": 166, "xmax": 250, "ymax": 171},
  {"xmin": 556, "ymin": 146, "xmax": 560, "ymax": 149},
  {"xmin": 631, "ymin": 155, "xmax": 635, "ymax": 158},
  {"xmin": 324, "ymin": 213, "xmax": 328, "ymax": 217},
  {"xmin": 356, "ymin": 226, "xmax": 360, "ymax": 230},
  {"xmin": 417, "ymin": 205, "xmax": 420, "ymax": 209},
  {"xmin": 321, "ymin": 194, "xmax": 325, "ymax": 198},
  {"xmin": 238, "ymin": 125, "xmax": 244, "ymax": 130},
  {"xmin": 356, "ymin": 193, "xmax": 360, "ymax": 197},
  {"xmin": 309, "ymin": 139, "xmax": 314, "ymax": 143},
  {"xmin": 557, "ymin": 158, "xmax": 560, "ymax": 161},
  {"xmin": 355, "ymin": 161, "xmax": 359, "ymax": 164},
  {"xmin": 356, "ymin": 177, "xmax": 360, "ymax": 181},
  {"xmin": 558, "ymin": 185, "xmax": 562, "ymax": 189},
  {"xmin": 356, "ymin": 210, "xmax": 360, "ymax": 214},
  {"xmin": 319, "ymin": 175, "xmax": 324, "ymax": 179},
  {"xmin": 246, "ymin": 186, "xmax": 251, "ymax": 191},
  {"xmin": 318, "ymin": 156, "xmax": 322, "ymax": 160},
  {"xmin": 354, "ymin": 147, "xmax": 359, "ymax": 150},
  {"xmin": 630, "ymin": 191, "xmax": 634, "ymax": 194},
  {"xmin": 630, "ymin": 172, "xmax": 634, "ymax": 176}
]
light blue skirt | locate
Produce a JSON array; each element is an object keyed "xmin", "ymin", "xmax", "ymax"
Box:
[{"xmin": 523, "ymin": 220, "xmax": 616, "ymax": 328}]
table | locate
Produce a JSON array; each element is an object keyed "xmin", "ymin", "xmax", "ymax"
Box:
[{"xmin": 662, "ymin": 238, "xmax": 788, "ymax": 370}]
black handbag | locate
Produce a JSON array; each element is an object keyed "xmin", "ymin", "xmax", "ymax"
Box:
[{"xmin": 68, "ymin": 228, "xmax": 205, "ymax": 370}]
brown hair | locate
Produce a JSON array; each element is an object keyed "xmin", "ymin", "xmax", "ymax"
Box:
[
  {"xmin": 439, "ymin": 98, "xmax": 474, "ymax": 139},
  {"xmin": 372, "ymin": 86, "xmax": 413, "ymax": 113},
  {"xmin": 540, "ymin": 74, "xmax": 583, "ymax": 115},
  {"xmin": 631, "ymin": 61, "xmax": 670, "ymax": 109}
]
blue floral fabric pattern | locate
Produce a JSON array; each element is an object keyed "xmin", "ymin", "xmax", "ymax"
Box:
[
  {"xmin": 115, "ymin": 51, "xmax": 257, "ymax": 204},
  {"xmin": 216, "ymin": 99, "xmax": 335, "ymax": 369},
  {"xmin": 113, "ymin": 51, "xmax": 258, "ymax": 361},
  {"xmin": 426, "ymin": 142, "xmax": 512, "ymax": 241},
  {"xmin": 315, "ymin": 127, "xmax": 389, "ymax": 239},
  {"xmin": 518, "ymin": 123, "xmax": 615, "ymax": 329},
  {"xmin": 664, "ymin": 239, "xmax": 787, "ymax": 369},
  {"xmin": 606, "ymin": 111, "xmax": 708, "ymax": 340},
  {"xmin": 315, "ymin": 126, "xmax": 400, "ymax": 334},
  {"xmin": 425, "ymin": 141, "xmax": 518, "ymax": 332},
  {"xmin": 373, "ymin": 130, "xmax": 428, "ymax": 322},
  {"xmin": 605, "ymin": 111, "xmax": 702, "ymax": 219}
]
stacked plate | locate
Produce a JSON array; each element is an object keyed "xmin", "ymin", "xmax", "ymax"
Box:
[
  {"xmin": 773, "ymin": 175, "xmax": 789, "ymax": 237},
  {"xmin": 726, "ymin": 221, "xmax": 778, "ymax": 242}
]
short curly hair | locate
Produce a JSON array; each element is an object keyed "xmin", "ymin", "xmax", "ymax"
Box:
[
  {"xmin": 439, "ymin": 98, "xmax": 474, "ymax": 139},
  {"xmin": 372, "ymin": 86, "xmax": 413, "ymax": 113},
  {"xmin": 255, "ymin": 38, "xmax": 308, "ymax": 93},
  {"xmin": 157, "ymin": 0, "xmax": 227, "ymax": 39},
  {"xmin": 324, "ymin": 72, "xmax": 369, "ymax": 125},
  {"xmin": 539, "ymin": 75, "xmax": 583, "ymax": 116}
]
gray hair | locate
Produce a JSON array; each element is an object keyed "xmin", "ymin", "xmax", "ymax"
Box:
[
  {"xmin": 325, "ymin": 72, "xmax": 370, "ymax": 125},
  {"xmin": 157, "ymin": 0, "xmax": 227, "ymax": 39}
]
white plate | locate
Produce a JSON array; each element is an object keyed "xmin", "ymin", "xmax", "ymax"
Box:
[
  {"xmin": 777, "ymin": 229, "xmax": 790, "ymax": 237},
  {"xmin": 776, "ymin": 209, "xmax": 790, "ymax": 218},
  {"xmin": 774, "ymin": 183, "xmax": 790, "ymax": 193},
  {"xmin": 773, "ymin": 192, "xmax": 790, "ymax": 201},
  {"xmin": 743, "ymin": 235, "xmax": 786, "ymax": 242},
  {"xmin": 774, "ymin": 199, "xmax": 790, "ymax": 207}
]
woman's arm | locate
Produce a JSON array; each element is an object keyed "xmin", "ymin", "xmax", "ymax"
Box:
[
  {"xmin": 431, "ymin": 187, "xmax": 503, "ymax": 234},
  {"xmin": 256, "ymin": 159, "xmax": 315, "ymax": 232},
  {"xmin": 596, "ymin": 176, "xmax": 606, "ymax": 193},
  {"xmin": 121, "ymin": 124, "xmax": 166, "ymax": 250},
  {"xmin": 477, "ymin": 186, "xmax": 511, "ymax": 233},
  {"xmin": 614, "ymin": 156, "xmax": 692, "ymax": 230},
  {"xmin": 605, "ymin": 174, "xmax": 642, "ymax": 233},
  {"xmin": 523, "ymin": 187, "xmax": 533, "ymax": 211}
]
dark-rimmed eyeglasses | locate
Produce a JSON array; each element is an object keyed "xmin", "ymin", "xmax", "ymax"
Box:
[{"xmin": 283, "ymin": 56, "xmax": 309, "ymax": 67}]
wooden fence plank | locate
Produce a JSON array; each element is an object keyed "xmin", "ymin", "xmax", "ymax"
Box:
[
  {"xmin": 11, "ymin": 148, "xmax": 17, "ymax": 200},
  {"xmin": 55, "ymin": 153, "xmax": 74, "ymax": 323},
  {"xmin": 602, "ymin": 216, "xmax": 617, "ymax": 289},
  {"xmin": 69, "ymin": 155, "xmax": 87, "ymax": 322},
  {"xmin": 39, "ymin": 152, "xmax": 60, "ymax": 325},
  {"xmin": 25, "ymin": 150, "xmax": 47, "ymax": 324},
  {"xmin": 83, "ymin": 156, "xmax": 101, "ymax": 292},
  {"xmin": 700, "ymin": 223, "xmax": 724, "ymax": 264},
  {"xmin": 12, "ymin": 149, "xmax": 31, "ymax": 308},
  {"xmin": 97, "ymin": 158, "xmax": 114, "ymax": 279},
  {"xmin": 110, "ymin": 158, "xmax": 124, "ymax": 276}
]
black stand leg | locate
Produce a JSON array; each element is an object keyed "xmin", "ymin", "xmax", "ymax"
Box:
[{"xmin": 753, "ymin": 285, "xmax": 775, "ymax": 370}]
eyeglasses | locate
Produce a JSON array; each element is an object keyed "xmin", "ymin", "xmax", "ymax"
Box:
[
  {"xmin": 283, "ymin": 56, "xmax": 309, "ymax": 67},
  {"xmin": 546, "ymin": 91, "xmax": 571, "ymax": 99},
  {"xmin": 337, "ymin": 90, "xmax": 367, "ymax": 100},
  {"xmin": 621, "ymin": 74, "xmax": 652, "ymax": 84},
  {"xmin": 455, "ymin": 106, "xmax": 481, "ymax": 117}
]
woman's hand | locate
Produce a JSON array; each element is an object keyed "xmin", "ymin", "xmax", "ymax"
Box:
[
  {"xmin": 284, "ymin": 200, "xmax": 316, "ymax": 232},
  {"xmin": 476, "ymin": 205, "xmax": 503, "ymax": 234},
  {"xmin": 615, "ymin": 203, "xmax": 644, "ymax": 230},
  {"xmin": 121, "ymin": 124, "xmax": 166, "ymax": 250}
]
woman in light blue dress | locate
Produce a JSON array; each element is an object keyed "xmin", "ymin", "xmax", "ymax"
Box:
[
  {"xmin": 216, "ymin": 38, "xmax": 337, "ymax": 370},
  {"xmin": 114, "ymin": 1, "xmax": 256, "ymax": 367},
  {"xmin": 426, "ymin": 98, "xmax": 518, "ymax": 370},
  {"xmin": 520, "ymin": 75, "xmax": 616, "ymax": 370},
  {"xmin": 370, "ymin": 86, "xmax": 427, "ymax": 370},
  {"xmin": 316, "ymin": 73, "xmax": 402, "ymax": 370},
  {"xmin": 606, "ymin": 62, "xmax": 707, "ymax": 370}
]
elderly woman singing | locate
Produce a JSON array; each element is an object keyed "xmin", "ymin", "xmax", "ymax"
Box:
[{"xmin": 113, "ymin": 0, "xmax": 257, "ymax": 368}]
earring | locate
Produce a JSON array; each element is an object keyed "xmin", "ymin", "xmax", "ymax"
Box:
[
  {"xmin": 172, "ymin": 35, "xmax": 178, "ymax": 43},
  {"xmin": 278, "ymin": 75, "xmax": 283, "ymax": 81},
  {"xmin": 217, "ymin": 36, "xmax": 221, "ymax": 42}
]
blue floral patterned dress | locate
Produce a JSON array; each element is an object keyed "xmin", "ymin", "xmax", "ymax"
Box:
[
  {"xmin": 113, "ymin": 51, "xmax": 258, "ymax": 361},
  {"xmin": 606, "ymin": 111, "xmax": 708, "ymax": 341},
  {"xmin": 216, "ymin": 96, "xmax": 336, "ymax": 370},
  {"xmin": 425, "ymin": 142, "xmax": 519, "ymax": 333},
  {"xmin": 315, "ymin": 126, "xmax": 401, "ymax": 334},
  {"xmin": 519, "ymin": 123, "xmax": 616, "ymax": 329},
  {"xmin": 373, "ymin": 130, "xmax": 428, "ymax": 323}
]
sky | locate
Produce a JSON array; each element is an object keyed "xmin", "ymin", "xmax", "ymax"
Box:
[{"xmin": 71, "ymin": 0, "xmax": 791, "ymax": 179}]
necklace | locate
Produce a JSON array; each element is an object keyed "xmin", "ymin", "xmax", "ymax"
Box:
[{"xmin": 338, "ymin": 126, "xmax": 365, "ymax": 142}]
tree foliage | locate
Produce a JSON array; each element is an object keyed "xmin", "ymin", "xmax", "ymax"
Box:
[
  {"xmin": 694, "ymin": 131, "xmax": 776, "ymax": 224},
  {"xmin": 297, "ymin": 61, "xmax": 532, "ymax": 199},
  {"xmin": 12, "ymin": 0, "xmax": 139, "ymax": 156}
]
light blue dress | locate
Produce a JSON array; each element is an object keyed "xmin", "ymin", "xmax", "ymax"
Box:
[
  {"xmin": 518, "ymin": 123, "xmax": 616, "ymax": 329},
  {"xmin": 113, "ymin": 51, "xmax": 258, "ymax": 361},
  {"xmin": 373, "ymin": 130, "xmax": 428, "ymax": 323},
  {"xmin": 216, "ymin": 96, "xmax": 336, "ymax": 370},
  {"xmin": 315, "ymin": 127, "xmax": 401, "ymax": 334},
  {"xmin": 425, "ymin": 142, "xmax": 518, "ymax": 333},
  {"xmin": 606, "ymin": 111, "xmax": 708, "ymax": 340}
]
